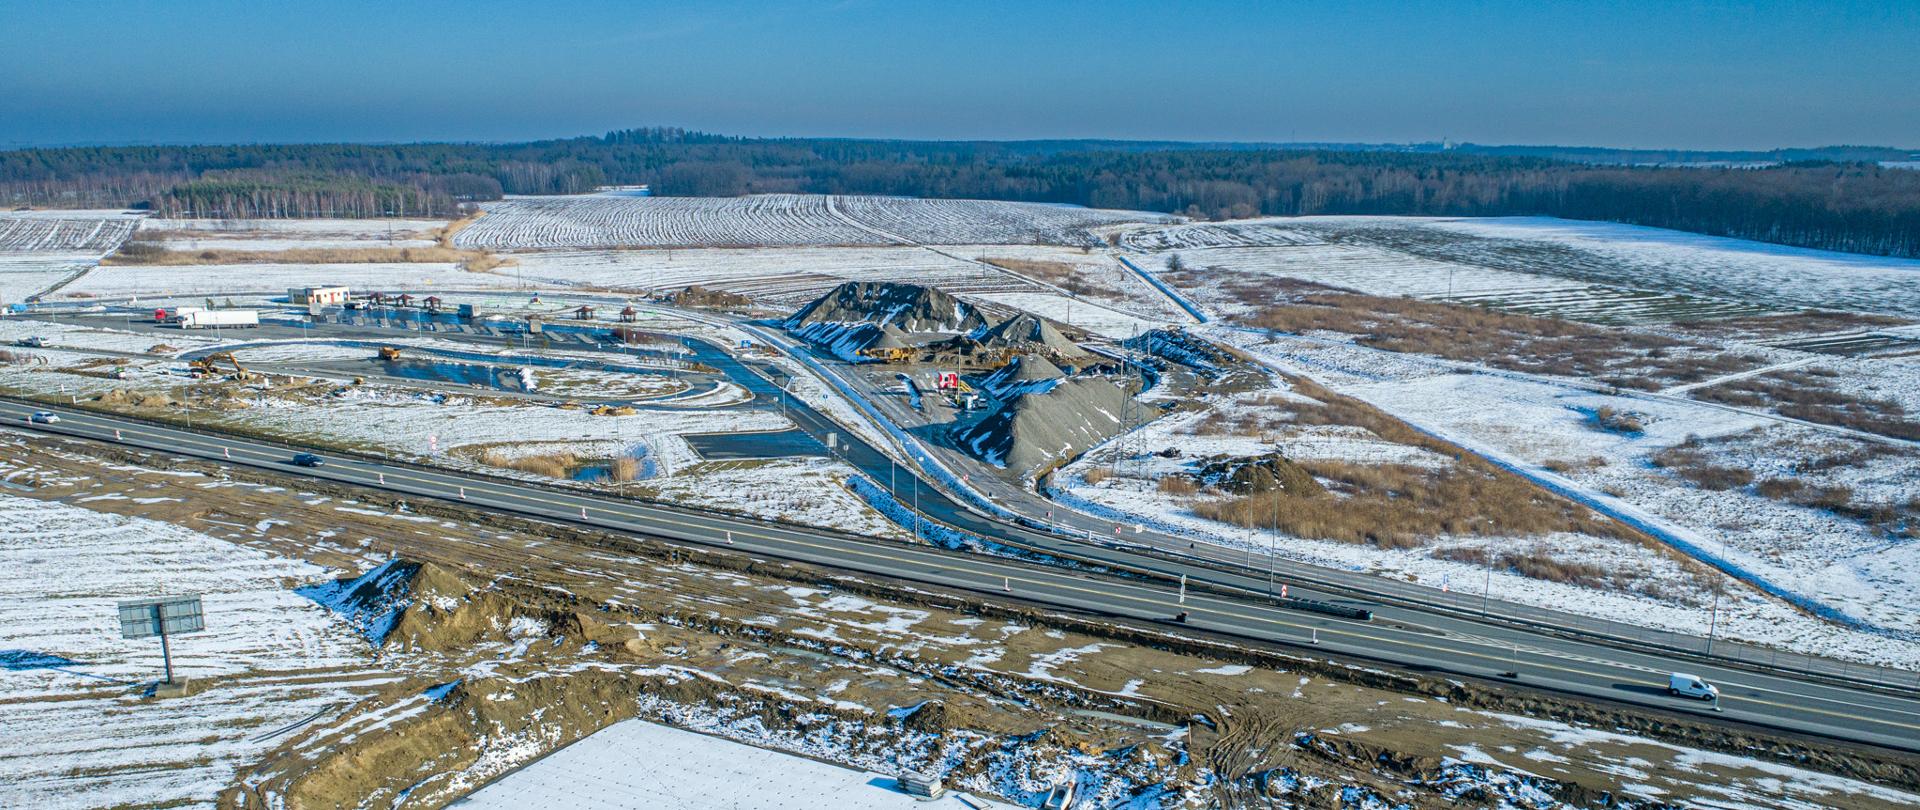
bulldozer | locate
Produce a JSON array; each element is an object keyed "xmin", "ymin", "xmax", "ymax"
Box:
[
  {"xmin": 189, "ymin": 351, "xmax": 254, "ymax": 381},
  {"xmin": 377, "ymin": 346, "xmax": 403, "ymax": 361},
  {"xmin": 855, "ymin": 346, "xmax": 915, "ymax": 363}
]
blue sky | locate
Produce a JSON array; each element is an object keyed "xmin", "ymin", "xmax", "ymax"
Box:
[{"xmin": 2, "ymin": 0, "xmax": 1914, "ymax": 148}]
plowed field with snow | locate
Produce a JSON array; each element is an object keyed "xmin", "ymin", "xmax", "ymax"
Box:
[
  {"xmin": 0, "ymin": 211, "xmax": 141, "ymax": 254},
  {"xmin": 454, "ymin": 194, "xmax": 1165, "ymax": 250}
]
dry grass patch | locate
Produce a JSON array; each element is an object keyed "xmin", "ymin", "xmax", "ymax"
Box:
[
  {"xmin": 1189, "ymin": 377, "xmax": 1638, "ymax": 549},
  {"xmin": 1692, "ymin": 370, "xmax": 1920, "ymax": 441},
  {"xmin": 478, "ymin": 449, "xmax": 578, "ymax": 479},
  {"xmin": 980, "ymin": 256, "xmax": 1104, "ymax": 297},
  {"xmin": 1674, "ymin": 310, "xmax": 1914, "ymax": 340},
  {"xmin": 1156, "ymin": 475, "xmax": 1200, "ymax": 496},
  {"xmin": 1235, "ymin": 280, "xmax": 1766, "ymax": 389},
  {"xmin": 1430, "ymin": 547, "xmax": 1611, "ymax": 589},
  {"xmin": 106, "ymin": 241, "xmax": 515, "ymax": 274},
  {"xmin": 1649, "ymin": 439, "xmax": 1754, "ymax": 491},
  {"xmin": 1542, "ymin": 457, "xmax": 1608, "ymax": 474}
]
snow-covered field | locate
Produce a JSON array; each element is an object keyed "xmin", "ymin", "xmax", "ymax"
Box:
[
  {"xmin": 58, "ymin": 261, "xmax": 521, "ymax": 298},
  {"xmin": 456, "ymin": 717, "xmax": 993, "ymax": 809},
  {"xmin": 499, "ymin": 246, "xmax": 1043, "ymax": 308},
  {"xmin": 1426, "ymin": 217, "xmax": 1920, "ymax": 317},
  {"xmin": 1055, "ymin": 374, "xmax": 1920, "ymax": 668},
  {"xmin": 1150, "ymin": 329, "xmax": 1920, "ymax": 666},
  {"xmin": 1122, "ymin": 215, "xmax": 1920, "ymax": 323},
  {"xmin": 0, "ymin": 211, "xmax": 145, "ymax": 304},
  {"xmin": 455, "ymin": 194, "xmax": 1164, "ymax": 250},
  {"xmin": 1137, "ymin": 241, "xmax": 1576, "ymax": 300},
  {"xmin": 1115, "ymin": 218, "xmax": 1322, "ymax": 250},
  {"xmin": 833, "ymin": 195, "xmax": 1169, "ymax": 246},
  {"xmin": 0, "ymin": 256, "xmax": 89, "ymax": 306},
  {"xmin": 0, "ymin": 492, "xmax": 383, "ymax": 809},
  {"xmin": 137, "ymin": 216, "xmax": 447, "ymax": 251},
  {"xmin": 0, "ymin": 211, "xmax": 142, "ymax": 254}
]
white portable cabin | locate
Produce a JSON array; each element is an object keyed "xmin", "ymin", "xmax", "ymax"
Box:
[{"xmin": 289, "ymin": 286, "xmax": 350, "ymax": 305}]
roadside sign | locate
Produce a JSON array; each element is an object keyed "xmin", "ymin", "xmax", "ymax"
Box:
[
  {"xmin": 118, "ymin": 596, "xmax": 205, "ymax": 639},
  {"xmin": 117, "ymin": 594, "xmax": 205, "ymax": 686}
]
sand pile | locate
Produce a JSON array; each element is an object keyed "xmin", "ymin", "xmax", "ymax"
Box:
[{"xmin": 94, "ymin": 389, "xmax": 176, "ymax": 409}]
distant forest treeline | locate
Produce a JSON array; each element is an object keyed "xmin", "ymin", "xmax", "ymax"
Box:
[{"xmin": 4, "ymin": 128, "xmax": 1919, "ymax": 258}]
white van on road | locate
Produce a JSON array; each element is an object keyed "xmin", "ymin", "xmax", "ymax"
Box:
[{"xmin": 1668, "ymin": 672, "xmax": 1720, "ymax": 700}]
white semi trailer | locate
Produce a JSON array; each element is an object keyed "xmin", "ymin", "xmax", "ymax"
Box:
[{"xmin": 177, "ymin": 309, "xmax": 260, "ymax": 329}]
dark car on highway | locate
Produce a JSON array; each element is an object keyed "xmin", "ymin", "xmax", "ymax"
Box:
[{"xmin": 291, "ymin": 452, "xmax": 325, "ymax": 467}]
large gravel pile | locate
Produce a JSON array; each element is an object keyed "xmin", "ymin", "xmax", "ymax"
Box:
[
  {"xmin": 951, "ymin": 374, "xmax": 1134, "ymax": 475},
  {"xmin": 976, "ymin": 354, "xmax": 1066, "ymax": 398},
  {"xmin": 787, "ymin": 281, "xmax": 988, "ymax": 333},
  {"xmin": 974, "ymin": 312, "xmax": 1095, "ymax": 364},
  {"xmin": 786, "ymin": 281, "xmax": 992, "ymax": 359}
]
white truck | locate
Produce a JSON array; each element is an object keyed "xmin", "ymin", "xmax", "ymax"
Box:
[{"xmin": 177, "ymin": 309, "xmax": 259, "ymax": 329}]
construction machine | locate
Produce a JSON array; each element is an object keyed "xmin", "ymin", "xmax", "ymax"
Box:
[
  {"xmin": 189, "ymin": 351, "xmax": 254, "ymax": 381},
  {"xmin": 855, "ymin": 346, "xmax": 915, "ymax": 363},
  {"xmin": 377, "ymin": 346, "xmax": 403, "ymax": 361}
]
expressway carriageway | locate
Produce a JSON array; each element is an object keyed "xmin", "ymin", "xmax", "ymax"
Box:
[{"xmin": 4, "ymin": 398, "xmax": 1919, "ymax": 755}]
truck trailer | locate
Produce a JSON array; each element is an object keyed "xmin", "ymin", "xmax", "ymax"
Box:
[{"xmin": 177, "ymin": 309, "xmax": 260, "ymax": 329}]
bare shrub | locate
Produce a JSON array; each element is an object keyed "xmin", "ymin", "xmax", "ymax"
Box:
[{"xmin": 1593, "ymin": 406, "xmax": 1644, "ymax": 433}]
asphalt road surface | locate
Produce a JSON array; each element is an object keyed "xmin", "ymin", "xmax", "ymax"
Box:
[{"xmin": 5, "ymin": 398, "xmax": 1919, "ymax": 754}]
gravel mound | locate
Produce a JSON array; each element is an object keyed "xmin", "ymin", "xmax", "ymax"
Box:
[
  {"xmin": 786, "ymin": 281, "xmax": 992, "ymax": 359},
  {"xmin": 973, "ymin": 312, "xmax": 1095, "ymax": 363},
  {"xmin": 1122, "ymin": 327, "xmax": 1236, "ymax": 374},
  {"xmin": 951, "ymin": 374, "xmax": 1134, "ymax": 475},
  {"xmin": 787, "ymin": 281, "xmax": 988, "ymax": 334},
  {"xmin": 977, "ymin": 354, "xmax": 1067, "ymax": 398}
]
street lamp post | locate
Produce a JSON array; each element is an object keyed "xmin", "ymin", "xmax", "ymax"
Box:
[{"xmin": 1481, "ymin": 548, "xmax": 1494, "ymax": 618}]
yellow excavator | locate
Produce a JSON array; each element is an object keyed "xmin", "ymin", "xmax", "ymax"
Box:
[
  {"xmin": 377, "ymin": 346, "xmax": 402, "ymax": 361},
  {"xmin": 189, "ymin": 351, "xmax": 254, "ymax": 381}
]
